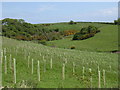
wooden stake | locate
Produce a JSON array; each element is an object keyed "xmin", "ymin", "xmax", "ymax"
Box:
[
  {"xmin": 38, "ymin": 60, "xmax": 40, "ymax": 81},
  {"xmin": 4, "ymin": 56, "xmax": 7, "ymax": 74},
  {"xmin": 13, "ymin": 58, "xmax": 16, "ymax": 84},
  {"xmin": 98, "ymin": 71, "xmax": 101, "ymax": 88},
  {"xmin": 32, "ymin": 59, "xmax": 33, "ymax": 74},
  {"xmin": 89, "ymin": 68, "xmax": 92, "ymax": 88},
  {"xmin": 50, "ymin": 58, "xmax": 52, "ymax": 69},
  {"xmin": 62, "ymin": 63, "xmax": 65, "ymax": 80}
]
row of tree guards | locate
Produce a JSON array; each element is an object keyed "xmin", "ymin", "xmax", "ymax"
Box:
[{"xmin": 1, "ymin": 48, "xmax": 108, "ymax": 88}]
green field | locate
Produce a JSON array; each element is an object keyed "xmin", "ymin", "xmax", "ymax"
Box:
[
  {"xmin": 42, "ymin": 22, "xmax": 109, "ymax": 31},
  {"xmin": 2, "ymin": 35, "xmax": 118, "ymax": 88},
  {"xmin": 46, "ymin": 24, "xmax": 118, "ymax": 52}
]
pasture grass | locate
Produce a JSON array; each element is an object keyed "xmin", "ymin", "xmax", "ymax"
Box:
[
  {"xmin": 47, "ymin": 24, "xmax": 118, "ymax": 52},
  {"xmin": 2, "ymin": 36, "xmax": 118, "ymax": 88}
]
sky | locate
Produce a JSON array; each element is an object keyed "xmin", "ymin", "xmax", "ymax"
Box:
[{"xmin": 2, "ymin": 2, "xmax": 118, "ymax": 24}]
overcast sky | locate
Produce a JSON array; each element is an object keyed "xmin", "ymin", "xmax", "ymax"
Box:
[{"xmin": 2, "ymin": 2, "xmax": 118, "ymax": 24}]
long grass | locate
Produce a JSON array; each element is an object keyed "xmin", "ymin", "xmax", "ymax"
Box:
[
  {"xmin": 47, "ymin": 24, "xmax": 118, "ymax": 52},
  {"xmin": 1, "ymin": 36, "xmax": 118, "ymax": 88}
]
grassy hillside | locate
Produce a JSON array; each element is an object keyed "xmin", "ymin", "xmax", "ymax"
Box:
[
  {"xmin": 42, "ymin": 22, "xmax": 110, "ymax": 31},
  {"xmin": 47, "ymin": 24, "xmax": 118, "ymax": 52},
  {"xmin": 2, "ymin": 36, "xmax": 118, "ymax": 88}
]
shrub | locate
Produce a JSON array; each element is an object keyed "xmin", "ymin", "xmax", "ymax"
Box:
[
  {"xmin": 72, "ymin": 26, "xmax": 100, "ymax": 40},
  {"xmin": 69, "ymin": 20, "xmax": 74, "ymax": 25},
  {"xmin": 38, "ymin": 40, "xmax": 47, "ymax": 45},
  {"xmin": 64, "ymin": 30, "xmax": 78, "ymax": 36}
]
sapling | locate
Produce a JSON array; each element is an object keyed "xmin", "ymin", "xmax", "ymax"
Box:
[
  {"xmin": 62, "ymin": 63, "xmax": 65, "ymax": 80},
  {"xmin": 13, "ymin": 58, "xmax": 16, "ymax": 84},
  {"xmin": 37, "ymin": 60, "xmax": 40, "ymax": 81},
  {"xmin": 4, "ymin": 56, "xmax": 7, "ymax": 74},
  {"xmin": 32, "ymin": 59, "xmax": 34, "ymax": 74},
  {"xmin": 98, "ymin": 71, "xmax": 101, "ymax": 88}
]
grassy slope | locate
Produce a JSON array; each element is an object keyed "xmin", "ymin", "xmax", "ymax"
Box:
[
  {"xmin": 2, "ymin": 37, "xmax": 118, "ymax": 88},
  {"xmin": 43, "ymin": 22, "xmax": 108, "ymax": 31},
  {"xmin": 47, "ymin": 25, "xmax": 118, "ymax": 52}
]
